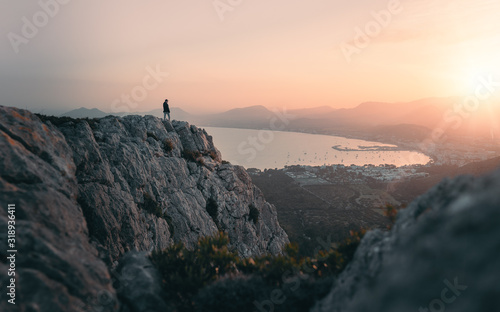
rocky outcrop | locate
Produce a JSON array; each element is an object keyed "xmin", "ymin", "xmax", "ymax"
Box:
[
  {"xmin": 313, "ymin": 168, "xmax": 500, "ymax": 312},
  {"xmin": 58, "ymin": 113, "xmax": 288, "ymax": 263},
  {"xmin": 114, "ymin": 252, "xmax": 169, "ymax": 312},
  {"xmin": 0, "ymin": 106, "xmax": 288, "ymax": 312},
  {"xmin": 0, "ymin": 107, "xmax": 117, "ymax": 312}
]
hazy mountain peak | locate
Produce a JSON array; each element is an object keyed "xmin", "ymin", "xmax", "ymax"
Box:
[
  {"xmin": 61, "ymin": 107, "xmax": 108, "ymax": 118},
  {"xmin": 226, "ymin": 105, "xmax": 271, "ymax": 113}
]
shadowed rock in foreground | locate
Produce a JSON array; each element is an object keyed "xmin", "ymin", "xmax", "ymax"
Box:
[
  {"xmin": 313, "ymin": 167, "xmax": 500, "ymax": 312},
  {"xmin": 0, "ymin": 106, "xmax": 288, "ymax": 312}
]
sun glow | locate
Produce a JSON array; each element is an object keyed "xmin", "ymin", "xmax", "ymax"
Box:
[{"xmin": 456, "ymin": 64, "xmax": 496, "ymax": 96}]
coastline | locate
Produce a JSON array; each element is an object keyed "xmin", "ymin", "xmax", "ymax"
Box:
[
  {"xmin": 198, "ymin": 124, "xmax": 500, "ymax": 167},
  {"xmin": 199, "ymin": 124, "xmax": 434, "ymax": 170}
]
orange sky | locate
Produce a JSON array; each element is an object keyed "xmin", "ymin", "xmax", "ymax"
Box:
[{"xmin": 1, "ymin": 0, "xmax": 499, "ymax": 114}]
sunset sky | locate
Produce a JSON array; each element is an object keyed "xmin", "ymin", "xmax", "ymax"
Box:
[{"xmin": 1, "ymin": 0, "xmax": 499, "ymax": 114}]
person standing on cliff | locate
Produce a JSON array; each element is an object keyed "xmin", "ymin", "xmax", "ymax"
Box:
[{"xmin": 163, "ymin": 99, "xmax": 170, "ymax": 121}]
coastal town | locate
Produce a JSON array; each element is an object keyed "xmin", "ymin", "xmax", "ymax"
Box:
[
  {"xmin": 247, "ymin": 139, "xmax": 500, "ymax": 186},
  {"xmin": 414, "ymin": 140, "xmax": 500, "ymax": 166},
  {"xmin": 281, "ymin": 164, "xmax": 429, "ymax": 185},
  {"xmin": 356, "ymin": 130, "xmax": 500, "ymax": 167},
  {"xmin": 248, "ymin": 148, "xmax": 500, "ymax": 257}
]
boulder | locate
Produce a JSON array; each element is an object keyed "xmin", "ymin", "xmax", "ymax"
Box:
[{"xmin": 313, "ymin": 169, "xmax": 500, "ymax": 312}]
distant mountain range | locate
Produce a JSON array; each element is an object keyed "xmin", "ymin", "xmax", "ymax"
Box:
[
  {"xmin": 61, "ymin": 107, "xmax": 192, "ymax": 121},
  {"xmin": 62, "ymin": 107, "xmax": 110, "ymax": 118},
  {"xmin": 60, "ymin": 97, "xmax": 500, "ymax": 141}
]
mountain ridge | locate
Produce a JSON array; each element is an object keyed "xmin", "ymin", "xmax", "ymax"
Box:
[{"xmin": 58, "ymin": 96, "xmax": 499, "ymax": 140}]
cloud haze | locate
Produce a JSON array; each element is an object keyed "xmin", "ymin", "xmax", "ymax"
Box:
[{"xmin": 1, "ymin": 0, "xmax": 499, "ymax": 114}]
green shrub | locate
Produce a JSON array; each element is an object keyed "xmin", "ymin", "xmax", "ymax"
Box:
[
  {"xmin": 182, "ymin": 149, "xmax": 203, "ymax": 163},
  {"xmin": 236, "ymin": 229, "xmax": 365, "ymax": 283},
  {"xmin": 147, "ymin": 132, "xmax": 159, "ymax": 141},
  {"xmin": 208, "ymin": 150, "xmax": 218, "ymax": 160},
  {"xmin": 206, "ymin": 198, "xmax": 219, "ymax": 229},
  {"xmin": 163, "ymin": 139, "xmax": 174, "ymax": 153},
  {"xmin": 305, "ymin": 229, "xmax": 366, "ymax": 278},
  {"xmin": 150, "ymin": 232, "xmax": 239, "ymax": 311},
  {"xmin": 248, "ymin": 204, "xmax": 259, "ymax": 224},
  {"xmin": 164, "ymin": 213, "xmax": 174, "ymax": 236},
  {"xmin": 194, "ymin": 274, "xmax": 335, "ymax": 312},
  {"xmin": 193, "ymin": 276, "xmax": 269, "ymax": 312},
  {"xmin": 236, "ymin": 243, "xmax": 299, "ymax": 285},
  {"xmin": 198, "ymin": 157, "xmax": 206, "ymax": 166},
  {"xmin": 140, "ymin": 193, "xmax": 163, "ymax": 217},
  {"xmin": 384, "ymin": 204, "xmax": 400, "ymax": 229},
  {"xmin": 149, "ymin": 230, "xmax": 366, "ymax": 312}
]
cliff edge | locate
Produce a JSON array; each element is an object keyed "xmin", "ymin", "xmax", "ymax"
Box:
[{"xmin": 0, "ymin": 106, "xmax": 288, "ymax": 311}]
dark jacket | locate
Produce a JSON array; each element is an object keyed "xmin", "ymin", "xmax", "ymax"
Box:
[{"xmin": 163, "ymin": 101, "xmax": 170, "ymax": 113}]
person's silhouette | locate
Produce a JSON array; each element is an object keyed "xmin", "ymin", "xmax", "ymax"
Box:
[{"xmin": 163, "ymin": 99, "xmax": 170, "ymax": 121}]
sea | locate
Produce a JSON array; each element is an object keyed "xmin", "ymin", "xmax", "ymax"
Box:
[{"xmin": 202, "ymin": 127, "xmax": 430, "ymax": 170}]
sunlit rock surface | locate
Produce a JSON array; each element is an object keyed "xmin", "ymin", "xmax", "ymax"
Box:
[{"xmin": 0, "ymin": 106, "xmax": 288, "ymax": 312}]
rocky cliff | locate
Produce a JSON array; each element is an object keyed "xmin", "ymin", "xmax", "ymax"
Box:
[
  {"xmin": 0, "ymin": 106, "xmax": 288, "ymax": 311},
  {"xmin": 313, "ymin": 166, "xmax": 500, "ymax": 312}
]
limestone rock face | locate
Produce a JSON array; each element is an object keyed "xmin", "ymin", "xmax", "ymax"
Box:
[
  {"xmin": 0, "ymin": 107, "xmax": 117, "ymax": 312},
  {"xmin": 313, "ymin": 169, "xmax": 500, "ymax": 312},
  {"xmin": 0, "ymin": 106, "xmax": 288, "ymax": 312},
  {"xmin": 57, "ymin": 114, "xmax": 288, "ymax": 263}
]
